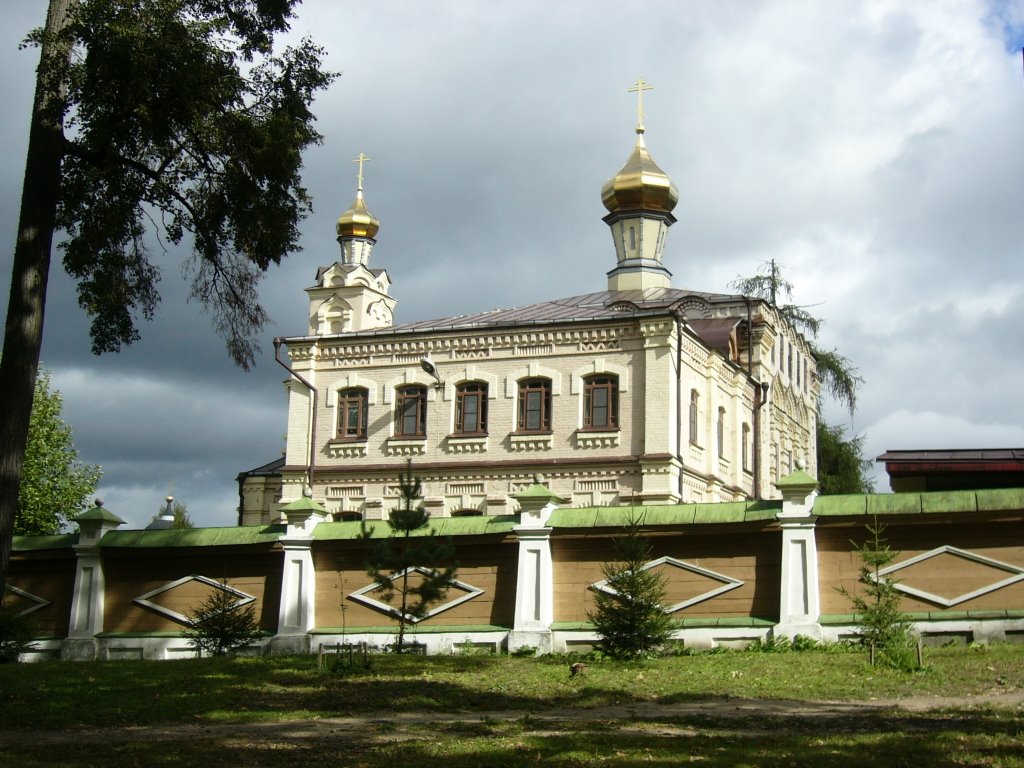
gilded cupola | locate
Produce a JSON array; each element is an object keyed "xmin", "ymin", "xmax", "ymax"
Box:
[
  {"xmin": 603, "ymin": 79, "xmax": 678, "ymax": 292},
  {"xmin": 336, "ymin": 192, "xmax": 380, "ymax": 240},
  {"xmin": 336, "ymin": 152, "xmax": 379, "ymax": 266},
  {"xmin": 600, "ymin": 129, "xmax": 679, "ymax": 216}
]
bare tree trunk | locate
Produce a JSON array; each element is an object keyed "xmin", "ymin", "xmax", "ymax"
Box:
[{"xmin": 0, "ymin": 0, "xmax": 75, "ymax": 597}]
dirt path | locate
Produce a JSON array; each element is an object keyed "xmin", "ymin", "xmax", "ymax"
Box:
[{"xmin": 4, "ymin": 692, "xmax": 1022, "ymax": 747}]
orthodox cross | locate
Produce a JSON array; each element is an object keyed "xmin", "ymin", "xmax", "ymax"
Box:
[
  {"xmin": 627, "ymin": 78, "xmax": 653, "ymax": 132},
  {"xmin": 353, "ymin": 152, "xmax": 371, "ymax": 191}
]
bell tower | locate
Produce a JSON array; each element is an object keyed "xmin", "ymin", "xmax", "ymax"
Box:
[
  {"xmin": 305, "ymin": 153, "xmax": 397, "ymax": 334},
  {"xmin": 601, "ymin": 79, "xmax": 679, "ymax": 292}
]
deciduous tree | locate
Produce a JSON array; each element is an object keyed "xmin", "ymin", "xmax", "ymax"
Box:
[
  {"xmin": 1, "ymin": 0, "xmax": 335, "ymax": 593},
  {"xmin": 17, "ymin": 367, "xmax": 100, "ymax": 536}
]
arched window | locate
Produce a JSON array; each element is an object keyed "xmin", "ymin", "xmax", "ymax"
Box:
[
  {"xmin": 337, "ymin": 388, "xmax": 369, "ymax": 439},
  {"xmin": 629, "ymin": 226, "xmax": 636, "ymax": 250},
  {"xmin": 717, "ymin": 407, "xmax": 726, "ymax": 456},
  {"xmin": 455, "ymin": 381, "xmax": 488, "ymax": 434},
  {"xmin": 583, "ymin": 374, "xmax": 618, "ymax": 430},
  {"xmin": 517, "ymin": 378, "xmax": 552, "ymax": 433},
  {"xmin": 395, "ymin": 385, "xmax": 427, "ymax": 437},
  {"xmin": 688, "ymin": 390, "xmax": 699, "ymax": 445}
]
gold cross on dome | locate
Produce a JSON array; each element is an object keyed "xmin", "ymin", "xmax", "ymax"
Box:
[
  {"xmin": 353, "ymin": 152, "xmax": 372, "ymax": 191},
  {"xmin": 627, "ymin": 78, "xmax": 653, "ymax": 132}
]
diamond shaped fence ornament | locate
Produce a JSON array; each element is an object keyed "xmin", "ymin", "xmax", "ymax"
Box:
[
  {"xmin": 133, "ymin": 575, "xmax": 256, "ymax": 626},
  {"xmin": 348, "ymin": 567, "xmax": 484, "ymax": 623},
  {"xmin": 590, "ymin": 556, "xmax": 744, "ymax": 613},
  {"xmin": 874, "ymin": 546, "xmax": 1024, "ymax": 608},
  {"xmin": 3, "ymin": 585, "xmax": 51, "ymax": 617}
]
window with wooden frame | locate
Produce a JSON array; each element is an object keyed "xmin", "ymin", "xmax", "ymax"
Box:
[
  {"xmin": 337, "ymin": 387, "xmax": 369, "ymax": 439},
  {"xmin": 394, "ymin": 385, "xmax": 427, "ymax": 437},
  {"xmin": 454, "ymin": 381, "xmax": 488, "ymax": 435},
  {"xmin": 517, "ymin": 378, "xmax": 552, "ymax": 433},
  {"xmin": 583, "ymin": 374, "xmax": 618, "ymax": 430},
  {"xmin": 717, "ymin": 407, "xmax": 726, "ymax": 456},
  {"xmin": 689, "ymin": 390, "xmax": 699, "ymax": 445}
]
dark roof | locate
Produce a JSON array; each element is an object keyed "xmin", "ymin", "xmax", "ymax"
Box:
[
  {"xmin": 288, "ymin": 288, "xmax": 757, "ymax": 341},
  {"xmin": 877, "ymin": 449, "xmax": 1024, "ymax": 483},
  {"xmin": 688, "ymin": 317, "xmax": 741, "ymax": 355},
  {"xmin": 877, "ymin": 449, "xmax": 1024, "ymax": 463},
  {"xmin": 236, "ymin": 456, "xmax": 285, "ymax": 481}
]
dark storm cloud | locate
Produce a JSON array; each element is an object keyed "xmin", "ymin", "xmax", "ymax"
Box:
[{"xmin": 3, "ymin": 1, "xmax": 1023, "ymax": 525}]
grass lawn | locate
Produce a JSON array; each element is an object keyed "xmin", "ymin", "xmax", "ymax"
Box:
[{"xmin": 1, "ymin": 644, "xmax": 1022, "ymax": 766}]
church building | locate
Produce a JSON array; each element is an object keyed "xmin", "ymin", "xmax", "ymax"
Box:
[{"xmin": 238, "ymin": 85, "xmax": 819, "ymax": 525}]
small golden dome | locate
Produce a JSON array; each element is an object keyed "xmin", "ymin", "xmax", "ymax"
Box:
[
  {"xmin": 336, "ymin": 191, "xmax": 380, "ymax": 240},
  {"xmin": 601, "ymin": 130, "xmax": 679, "ymax": 215}
]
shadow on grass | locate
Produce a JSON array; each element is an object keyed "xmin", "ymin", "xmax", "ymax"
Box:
[{"xmin": 2, "ymin": 709, "xmax": 1023, "ymax": 768}]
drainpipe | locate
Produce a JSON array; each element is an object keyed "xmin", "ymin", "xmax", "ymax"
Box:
[
  {"xmin": 675, "ymin": 314, "xmax": 685, "ymax": 502},
  {"xmin": 274, "ymin": 337, "xmax": 318, "ymax": 492},
  {"xmin": 744, "ymin": 297, "xmax": 753, "ymax": 378},
  {"xmin": 741, "ymin": 297, "xmax": 768, "ymax": 499},
  {"xmin": 753, "ymin": 381, "xmax": 769, "ymax": 500}
]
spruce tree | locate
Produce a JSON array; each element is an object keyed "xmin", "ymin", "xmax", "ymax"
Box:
[
  {"xmin": 363, "ymin": 461, "xmax": 457, "ymax": 651},
  {"xmin": 839, "ymin": 519, "xmax": 918, "ymax": 670},
  {"xmin": 588, "ymin": 516, "xmax": 675, "ymax": 659},
  {"xmin": 185, "ymin": 580, "xmax": 261, "ymax": 657}
]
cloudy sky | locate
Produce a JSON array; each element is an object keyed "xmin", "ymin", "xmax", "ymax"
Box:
[{"xmin": 2, "ymin": 0, "xmax": 1024, "ymax": 528}]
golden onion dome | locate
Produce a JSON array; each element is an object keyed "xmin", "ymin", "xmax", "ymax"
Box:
[
  {"xmin": 336, "ymin": 190, "xmax": 380, "ymax": 240},
  {"xmin": 601, "ymin": 129, "xmax": 679, "ymax": 215}
]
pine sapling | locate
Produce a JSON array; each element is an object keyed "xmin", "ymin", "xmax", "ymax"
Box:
[{"xmin": 363, "ymin": 461, "xmax": 457, "ymax": 651}]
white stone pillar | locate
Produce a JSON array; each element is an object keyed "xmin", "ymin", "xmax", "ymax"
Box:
[
  {"xmin": 508, "ymin": 479, "xmax": 565, "ymax": 654},
  {"xmin": 64, "ymin": 501, "xmax": 124, "ymax": 660},
  {"xmin": 774, "ymin": 469, "xmax": 822, "ymax": 640},
  {"xmin": 270, "ymin": 493, "xmax": 326, "ymax": 655}
]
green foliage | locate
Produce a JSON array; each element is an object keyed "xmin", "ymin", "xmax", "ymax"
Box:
[
  {"xmin": 588, "ymin": 515, "xmax": 676, "ymax": 660},
  {"xmin": 362, "ymin": 461, "xmax": 458, "ymax": 651},
  {"xmin": 840, "ymin": 519, "xmax": 919, "ymax": 671},
  {"xmin": 748, "ymin": 634, "xmax": 822, "ymax": 653},
  {"xmin": 817, "ymin": 420, "xmax": 874, "ymax": 494},
  {"xmin": 1, "ymin": 0, "xmax": 335, "ymax": 602},
  {"xmin": 185, "ymin": 580, "xmax": 261, "ymax": 657},
  {"xmin": 17, "ymin": 368, "xmax": 101, "ymax": 536},
  {"xmin": 0, "ymin": 607, "xmax": 37, "ymax": 663},
  {"xmin": 29, "ymin": 0, "xmax": 337, "ymax": 368}
]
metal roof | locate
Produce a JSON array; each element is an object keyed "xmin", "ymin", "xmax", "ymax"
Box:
[
  {"xmin": 876, "ymin": 449, "xmax": 1024, "ymax": 463},
  {"xmin": 286, "ymin": 288, "xmax": 756, "ymax": 341}
]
